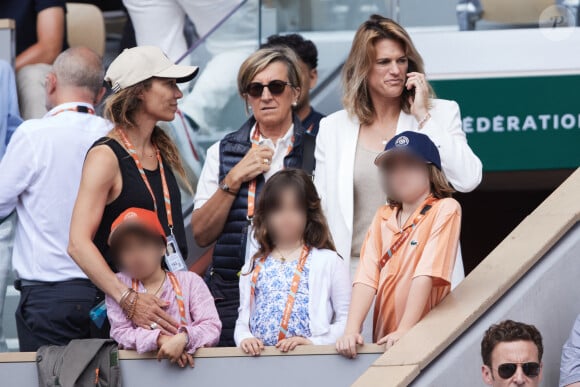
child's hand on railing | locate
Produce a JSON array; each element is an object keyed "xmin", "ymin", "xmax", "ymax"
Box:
[
  {"xmin": 336, "ymin": 332, "xmax": 364, "ymax": 359},
  {"xmin": 157, "ymin": 332, "xmax": 189, "ymax": 366},
  {"xmin": 275, "ymin": 336, "xmax": 312, "ymax": 352},
  {"xmin": 377, "ymin": 329, "xmax": 408, "ymax": 350},
  {"xmin": 240, "ymin": 337, "xmax": 265, "ymax": 356},
  {"xmin": 176, "ymin": 351, "xmax": 195, "ymax": 368}
]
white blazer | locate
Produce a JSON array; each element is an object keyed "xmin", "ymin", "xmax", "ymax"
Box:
[
  {"xmin": 234, "ymin": 248, "xmax": 351, "ymax": 346},
  {"xmin": 314, "ymin": 99, "xmax": 483, "ymax": 287}
]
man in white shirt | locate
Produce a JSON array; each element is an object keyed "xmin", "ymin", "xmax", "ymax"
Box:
[
  {"xmin": 0, "ymin": 47, "xmax": 111, "ymax": 351},
  {"xmin": 0, "ymin": 60, "xmax": 22, "ymax": 352}
]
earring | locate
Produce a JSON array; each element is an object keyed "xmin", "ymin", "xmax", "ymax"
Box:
[{"xmin": 292, "ymin": 101, "xmax": 298, "ymax": 107}]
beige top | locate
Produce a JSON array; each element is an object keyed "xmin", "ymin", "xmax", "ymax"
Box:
[{"xmin": 351, "ymin": 142, "xmax": 387, "ymax": 258}]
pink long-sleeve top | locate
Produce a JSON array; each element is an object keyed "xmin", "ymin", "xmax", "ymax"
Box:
[{"xmin": 106, "ymin": 270, "xmax": 221, "ymax": 354}]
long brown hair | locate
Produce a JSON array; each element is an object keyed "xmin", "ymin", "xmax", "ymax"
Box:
[
  {"xmin": 342, "ymin": 14, "xmax": 435, "ymax": 126},
  {"xmin": 104, "ymin": 78, "xmax": 187, "ymax": 181},
  {"xmin": 387, "ymin": 164, "xmax": 455, "ymax": 208},
  {"xmin": 248, "ymin": 169, "xmax": 336, "ymax": 271}
]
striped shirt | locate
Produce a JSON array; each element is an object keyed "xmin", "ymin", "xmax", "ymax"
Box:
[{"xmin": 354, "ymin": 197, "xmax": 461, "ymax": 341}]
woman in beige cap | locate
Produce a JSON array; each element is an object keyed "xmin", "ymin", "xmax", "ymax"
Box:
[{"xmin": 68, "ymin": 46, "xmax": 199, "ymax": 337}]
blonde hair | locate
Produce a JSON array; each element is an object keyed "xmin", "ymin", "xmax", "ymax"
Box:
[
  {"xmin": 387, "ymin": 164, "xmax": 454, "ymax": 208},
  {"xmin": 237, "ymin": 47, "xmax": 302, "ymax": 113},
  {"xmin": 342, "ymin": 14, "xmax": 435, "ymax": 126},
  {"xmin": 104, "ymin": 79, "xmax": 187, "ymax": 182}
]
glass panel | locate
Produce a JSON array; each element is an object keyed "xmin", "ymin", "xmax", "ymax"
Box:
[
  {"xmin": 261, "ymin": 0, "xmax": 391, "ymax": 33},
  {"xmin": 261, "ymin": 0, "xmax": 392, "ymax": 84},
  {"xmin": 159, "ymin": 0, "xmax": 260, "ymax": 211},
  {"xmin": 177, "ymin": 0, "xmax": 260, "ymax": 151}
]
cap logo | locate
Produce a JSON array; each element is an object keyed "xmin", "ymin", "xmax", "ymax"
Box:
[
  {"xmin": 395, "ymin": 136, "xmax": 409, "ymax": 147},
  {"xmin": 124, "ymin": 211, "xmax": 137, "ymax": 220}
]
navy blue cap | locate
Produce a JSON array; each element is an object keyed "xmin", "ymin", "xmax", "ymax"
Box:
[{"xmin": 374, "ymin": 131, "xmax": 442, "ymax": 170}]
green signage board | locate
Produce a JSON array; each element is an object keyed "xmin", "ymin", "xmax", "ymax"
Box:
[{"xmin": 431, "ymin": 75, "xmax": 580, "ymax": 172}]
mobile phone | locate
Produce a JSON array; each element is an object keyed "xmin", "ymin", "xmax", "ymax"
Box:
[{"xmin": 406, "ymin": 75, "xmax": 416, "ymax": 99}]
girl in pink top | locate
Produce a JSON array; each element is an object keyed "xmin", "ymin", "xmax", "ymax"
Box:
[{"xmin": 105, "ymin": 208, "xmax": 221, "ymax": 368}]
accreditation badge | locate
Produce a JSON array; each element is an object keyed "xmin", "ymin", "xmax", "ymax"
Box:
[{"xmin": 164, "ymin": 234, "xmax": 188, "ymax": 272}]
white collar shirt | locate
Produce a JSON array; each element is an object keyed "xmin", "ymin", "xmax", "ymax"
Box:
[{"xmin": 0, "ymin": 102, "xmax": 113, "ymax": 281}]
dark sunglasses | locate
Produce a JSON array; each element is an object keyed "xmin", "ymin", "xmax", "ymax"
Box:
[
  {"xmin": 496, "ymin": 362, "xmax": 540, "ymax": 379},
  {"xmin": 246, "ymin": 80, "xmax": 292, "ymax": 97}
]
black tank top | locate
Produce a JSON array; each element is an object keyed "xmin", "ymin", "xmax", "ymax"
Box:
[{"xmin": 91, "ymin": 137, "xmax": 188, "ymax": 270}]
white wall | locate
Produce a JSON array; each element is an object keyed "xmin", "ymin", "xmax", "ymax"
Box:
[{"xmin": 411, "ymin": 223, "xmax": 580, "ymax": 387}]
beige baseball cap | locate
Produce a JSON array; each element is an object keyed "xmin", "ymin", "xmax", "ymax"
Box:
[{"xmin": 105, "ymin": 46, "xmax": 199, "ymax": 93}]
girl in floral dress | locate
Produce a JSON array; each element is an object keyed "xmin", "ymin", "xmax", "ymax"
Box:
[{"xmin": 234, "ymin": 169, "xmax": 351, "ymax": 355}]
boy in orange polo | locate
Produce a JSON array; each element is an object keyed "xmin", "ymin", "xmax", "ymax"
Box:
[{"xmin": 336, "ymin": 131, "xmax": 461, "ymax": 358}]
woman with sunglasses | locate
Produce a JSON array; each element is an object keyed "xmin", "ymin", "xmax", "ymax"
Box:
[{"xmin": 191, "ymin": 47, "xmax": 318, "ymax": 347}]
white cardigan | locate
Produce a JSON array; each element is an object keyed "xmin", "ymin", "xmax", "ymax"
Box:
[
  {"xmin": 234, "ymin": 248, "xmax": 351, "ymax": 346},
  {"xmin": 314, "ymin": 99, "xmax": 483, "ymax": 285}
]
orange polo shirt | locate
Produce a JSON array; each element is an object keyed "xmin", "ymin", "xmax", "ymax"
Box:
[{"xmin": 354, "ymin": 197, "xmax": 461, "ymax": 342}]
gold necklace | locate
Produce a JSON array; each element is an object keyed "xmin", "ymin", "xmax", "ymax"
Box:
[
  {"xmin": 144, "ymin": 271, "xmax": 166, "ymax": 295},
  {"xmin": 138, "ymin": 149, "xmax": 157, "ymax": 158},
  {"xmin": 275, "ymin": 244, "xmax": 303, "ymax": 263}
]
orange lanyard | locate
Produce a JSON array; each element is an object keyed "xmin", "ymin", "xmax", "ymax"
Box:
[
  {"xmin": 379, "ymin": 196, "xmax": 437, "ymax": 270},
  {"xmin": 50, "ymin": 105, "xmax": 95, "ymax": 116},
  {"xmin": 250, "ymin": 245, "xmax": 310, "ymax": 341},
  {"xmin": 132, "ymin": 271, "xmax": 187, "ymax": 326},
  {"xmin": 246, "ymin": 125, "xmax": 295, "ymax": 221},
  {"xmin": 117, "ymin": 128, "xmax": 173, "ymax": 229}
]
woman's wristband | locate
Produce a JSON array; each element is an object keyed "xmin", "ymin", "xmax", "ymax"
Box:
[{"xmin": 219, "ymin": 179, "xmax": 238, "ymax": 196}]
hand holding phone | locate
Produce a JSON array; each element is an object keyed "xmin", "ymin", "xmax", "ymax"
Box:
[{"xmin": 405, "ymin": 72, "xmax": 430, "ymax": 122}]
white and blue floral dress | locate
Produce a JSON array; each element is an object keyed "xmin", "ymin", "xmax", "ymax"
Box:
[{"xmin": 249, "ymin": 254, "xmax": 312, "ymax": 345}]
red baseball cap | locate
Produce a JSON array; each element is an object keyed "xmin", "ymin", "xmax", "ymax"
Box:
[{"xmin": 108, "ymin": 208, "xmax": 166, "ymax": 247}]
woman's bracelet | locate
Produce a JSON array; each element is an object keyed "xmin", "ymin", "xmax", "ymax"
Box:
[
  {"xmin": 119, "ymin": 288, "xmax": 132, "ymax": 306},
  {"xmin": 126, "ymin": 293, "xmax": 139, "ymax": 320},
  {"xmin": 121, "ymin": 290, "xmax": 138, "ymax": 319},
  {"xmin": 120, "ymin": 288, "xmax": 136, "ymax": 310},
  {"xmin": 418, "ymin": 112, "xmax": 431, "ymax": 129}
]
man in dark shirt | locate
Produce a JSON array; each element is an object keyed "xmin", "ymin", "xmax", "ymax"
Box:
[
  {"xmin": 261, "ymin": 34, "xmax": 325, "ymax": 135},
  {"xmin": 0, "ymin": 0, "xmax": 67, "ymax": 118}
]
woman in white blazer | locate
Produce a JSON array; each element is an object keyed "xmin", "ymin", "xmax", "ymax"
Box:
[{"xmin": 314, "ymin": 15, "xmax": 482, "ymax": 287}]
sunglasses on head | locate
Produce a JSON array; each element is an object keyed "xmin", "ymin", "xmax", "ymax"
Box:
[
  {"xmin": 246, "ymin": 80, "xmax": 292, "ymax": 98},
  {"xmin": 496, "ymin": 362, "xmax": 540, "ymax": 379}
]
